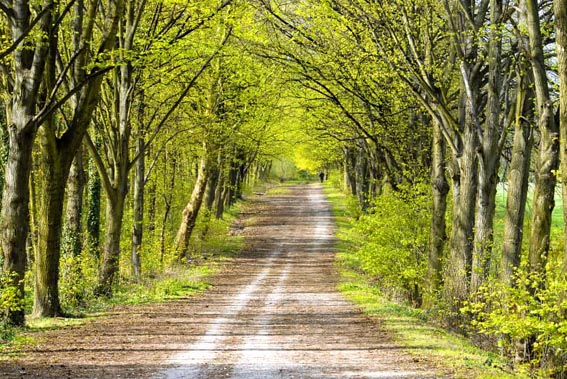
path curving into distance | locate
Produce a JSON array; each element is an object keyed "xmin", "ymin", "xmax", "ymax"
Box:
[{"xmin": 0, "ymin": 184, "xmax": 447, "ymax": 379}]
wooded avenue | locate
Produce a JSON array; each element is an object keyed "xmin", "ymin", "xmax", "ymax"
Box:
[{"xmin": 1, "ymin": 0, "xmax": 567, "ymax": 377}]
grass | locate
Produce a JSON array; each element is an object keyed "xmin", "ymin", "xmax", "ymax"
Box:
[
  {"xmin": 0, "ymin": 202, "xmax": 245, "ymax": 359},
  {"xmin": 322, "ymin": 182, "xmax": 527, "ymax": 379}
]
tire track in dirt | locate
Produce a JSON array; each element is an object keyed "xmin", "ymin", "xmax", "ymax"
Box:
[{"xmin": 155, "ymin": 184, "xmax": 446, "ymax": 379}]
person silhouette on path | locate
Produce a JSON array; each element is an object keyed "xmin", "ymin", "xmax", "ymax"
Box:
[{"xmin": 319, "ymin": 172, "xmax": 325, "ymax": 183}]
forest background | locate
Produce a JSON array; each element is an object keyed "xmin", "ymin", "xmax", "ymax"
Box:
[{"xmin": 1, "ymin": 0, "xmax": 567, "ymax": 377}]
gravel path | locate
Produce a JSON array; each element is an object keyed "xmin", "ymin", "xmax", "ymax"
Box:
[
  {"xmin": 157, "ymin": 184, "xmax": 441, "ymax": 379},
  {"xmin": 0, "ymin": 184, "xmax": 447, "ymax": 379}
]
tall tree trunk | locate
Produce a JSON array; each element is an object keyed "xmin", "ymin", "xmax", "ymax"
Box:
[
  {"xmin": 96, "ymin": 190, "xmax": 126, "ymax": 297},
  {"xmin": 0, "ymin": 122, "xmax": 8, "ymax": 206},
  {"xmin": 86, "ymin": 149, "xmax": 101, "ymax": 255},
  {"xmin": 131, "ymin": 137, "xmax": 144, "ymax": 279},
  {"xmin": 33, "ymin": 126, "xmax": 73, "ymax": 318},
  {"xmin": 356, "ymin": 146, "xmax": 370, "ymax": 210},
  {"xmin": 204, "ymin": 151, "xmax": 221, "ymax": 211},
  {"xmin": 1, "ymin": 127, "xmax": 36, "ymax": 325},
  {"xmin": 428, "ymin": 119, "xmax": 449, "ymax": 302},
  {"xmin": 1, "ymin": 0, "xmax": 53, "ymax": 326},
  {"xmin": 555, "ymin": 0, "xmax": 567, "ymax": 273},
  {"xmin": 65, "ymin": 145, "xmax": 85, "ymax": 257},
  {"xmin": 147, "ymin": 179, "xmax": 157, "ymax": 233},
  {"xmin": 176, "ymin": 152, "xmax": 210, "ymax": 261},
  {"xmin": 215, "ymin": 168, "xmax": 226, "ymax": 219},
  {"xmin": 160, "ymin": 154, "xmax": 176, "ymax": 264},
  {"xmin": 343, "ymin": 146, "xmax": 357, "ymax": 195},
  {"xmin": 500, "ymin": 69, "xmax": 534, "ymax": 285},
  {"xmin": 471, "ymin": 0, "xmax": 503, "ymax": 293},
  {"xmin": 526, "ymin": 0, "xmax": 559, "ymax": 274},
  {"xmin": 445, "ymin": 78, "xmax": 479, "ymax": 306}
]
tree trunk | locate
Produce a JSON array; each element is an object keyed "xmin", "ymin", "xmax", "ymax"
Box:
[
  {"xmin": 204, "ymin": 152, "xmax": 221, "ymax": 211},
  {"xmin": 471, "ymin": 0, "xmax": 503, "ymax": 293},
  {"xmin": 86, "ymin": 150, "xmax": 101, "ymax": 255},
  {"xmin": 0, "ymin": 123, "xmax": 8, "ymax": 206},
  {"xmin": 428, "ymin": 119, "xmax": 449, "ymax": 302},
  {"xmin": 526, "ymin": 0, "xmax": 559, "ymax": 274},
  {"xmin": 445, "ymin": 76, "xmax": 479, "ymax": 306},
  {"xmin": 356, "ymin": 146, "xmax": 370, "ymax": 210},
  {"xmin": 96, "ymin": 191, "xmax": 126, "ymax": 297},
  {"xmin": 176, "ymin": 153, "xmax": 210, "ymax": 261},
  {"xmin": 1, "ymin": 127, "xmax": 36, "ymax": 325},
  {"xmin": 500, "ymin": 69, "xmax": 534, "ymax": 285},
  {"xmin": 160, "ymin": 154, "xmax": 176, "ymax": 264},
  {"xmin": 1, "ymin": 0, "xmax": 54, "ymax": 326},
  {"xmin": 33, "ymin": 126, "xmax": 73, "ymax": 318},
  {"xmin": 147, "ymin": 179, "xmax": 157, "ymax": 233},
  {"xmin": 64, "ymin": 145, "xmax": 85, "ymax": 257},
  {"xmin": 555, "ymin": 0, "xmax": 567, "ymax": 273},
  {"xmin": 131, "ymin": 138, "xmax": 144, "ymax": 279},
  {"xmin": 215, "ymin": 168, "xmax": 226, "ymax": 219}
]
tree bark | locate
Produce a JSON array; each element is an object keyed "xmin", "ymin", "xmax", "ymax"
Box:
[
  {"xmin": 471, "ymin": 0, "xmax": 503, "ymax": 293},
  {"xmin": 445, "ymin": 77, "xmax": 479, "ymax": 306},
  {"xmin": 131, "ymin": 137, "xmax": 144, "ymax": 279},
  {"xmin": 500, "ymin": 69, "xmax": 534, "ymax": 286},
  {"xmin": 1, "ymin": 127, "xmax": 36, "ymax": 325},
  {"xmin": 428, "ymin": 118, "xmax": 449, "ymax": 301},
  {"xmin": 33, "ymin": 126, "xmax": 75, "ymax": 318},
  {"xmin": 96, "ymin": 191, "xmax": 126, "ymax": 296},
  {"xmin": 176, "ymin": 151, "xmax": 210, "ymax": 261},
  {"xmin": 555, "ymin": 0, "xmax": 567, "ymax": 273},
  {"xmin": 64, "ymin": 145, "xmax": 85, "ymax": 257},
  {"xmin": 1, "ymin": 0, "xmax": 54, "ymax": 326},
  {"xmin": 215, "ymin": 168, "xmax": 227, "ymax": 219},
  {"xmin": 86, "ymin": 147, "xmax": 101, "ymax": 255},
  {"xmin": 526, "ymin": 0, "xmax": 559, "ymax": 274}
]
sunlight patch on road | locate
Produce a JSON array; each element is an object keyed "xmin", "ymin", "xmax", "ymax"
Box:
[{"xmin": 161, "ymin": 248, "xmax": 283, "ymax": 379}]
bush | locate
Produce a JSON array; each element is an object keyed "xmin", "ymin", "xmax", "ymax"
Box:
[
  {"xmin": 349, "ymin": 183, "xmax": 430, "ymax": 306},
  {"xmin": 0, "ymin": 271, "xmax": 24, "ymax": 342},
  {"xmin": 462, "ymin": 260, "xmax": 567, "ymax": 378}
]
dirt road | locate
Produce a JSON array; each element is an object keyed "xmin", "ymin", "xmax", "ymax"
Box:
[{"xmin": 1, "ymin": 184, "xmax": 445, "ymax": 378}]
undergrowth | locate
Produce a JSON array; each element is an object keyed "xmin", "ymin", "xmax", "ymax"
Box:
[
  {"xmin": 323, "ymin": 181, "xmax": 524, "ymax": 379},
  {"xmin": 0, "ymin": 202, "xmax": 245, "ymax": 357}
]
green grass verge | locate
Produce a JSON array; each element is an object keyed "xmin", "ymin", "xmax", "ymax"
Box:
[{"xmin": 322, "ymin": 182, "xmax": 525, "ymax": 379}]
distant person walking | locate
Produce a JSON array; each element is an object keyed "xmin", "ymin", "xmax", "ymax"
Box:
[{"xmin": 319, "ymin": 172, "xmax": 325, "ymax": 183}]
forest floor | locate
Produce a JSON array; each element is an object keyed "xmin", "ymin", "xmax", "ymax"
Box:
[{"xmin": 0, "ymin": 184, "xmax": 451, "ymax": 378}]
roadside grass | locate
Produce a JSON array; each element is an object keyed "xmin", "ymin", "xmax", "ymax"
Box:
[
  {"xmin": 323, "ymin": 183, "xmax": 524, "ymax": 379},
  {"xmin": 266, "ymin": 186, "xmax": 292, "ymax": 196},
  {"xmin": 0, "ymin": 203, "xmax": 245, "ymax": 358}
]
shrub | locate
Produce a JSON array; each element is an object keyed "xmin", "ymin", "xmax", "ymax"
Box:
[
  {"xmin": 0, "ymin": 271, "xmax": 24, "ymax": 342},
  {"xmin": 462, "ymin": 260, "xmax": 567, "ymax": 378},
  {"xmin": 349, "ymin": 183, "xmax": 430, "ymax": 306}
]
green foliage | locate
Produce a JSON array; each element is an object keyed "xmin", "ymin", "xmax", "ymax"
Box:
[
  {"xmin": 0, "ymin": 271, "xmax": 24, "ymax": 342},
  {"xmin": 325, "ymin": 183, "xmax": 519, "ymax": 378},
  {"xmin": 348, "ymin": 183, "xmax": 430, "ymax": 305},
  {"xmin": 462, "ymin": 261, "xmax": 567, "ymax": 378}
]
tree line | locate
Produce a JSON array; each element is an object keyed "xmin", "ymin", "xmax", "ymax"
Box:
[
  {"xmin": 2, "ymin": 0, "xmax": 567, "ymax": 375},
  {"xmin": 254, "ymin": 0, "xmax": 567, "ymax": 375},
  {"xmin": 0, "ymin": 0, "xmax": 286, "ymax": 327}
]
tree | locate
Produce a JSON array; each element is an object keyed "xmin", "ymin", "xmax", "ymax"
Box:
[{"xmin": 32, "ymin": 0, "xmax": 123, "ymax": 318}]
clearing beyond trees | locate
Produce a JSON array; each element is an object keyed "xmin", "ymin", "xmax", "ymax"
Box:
[{"xmin": 0, "ymin": 184, "xmax": 449, "ymax": 378}]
